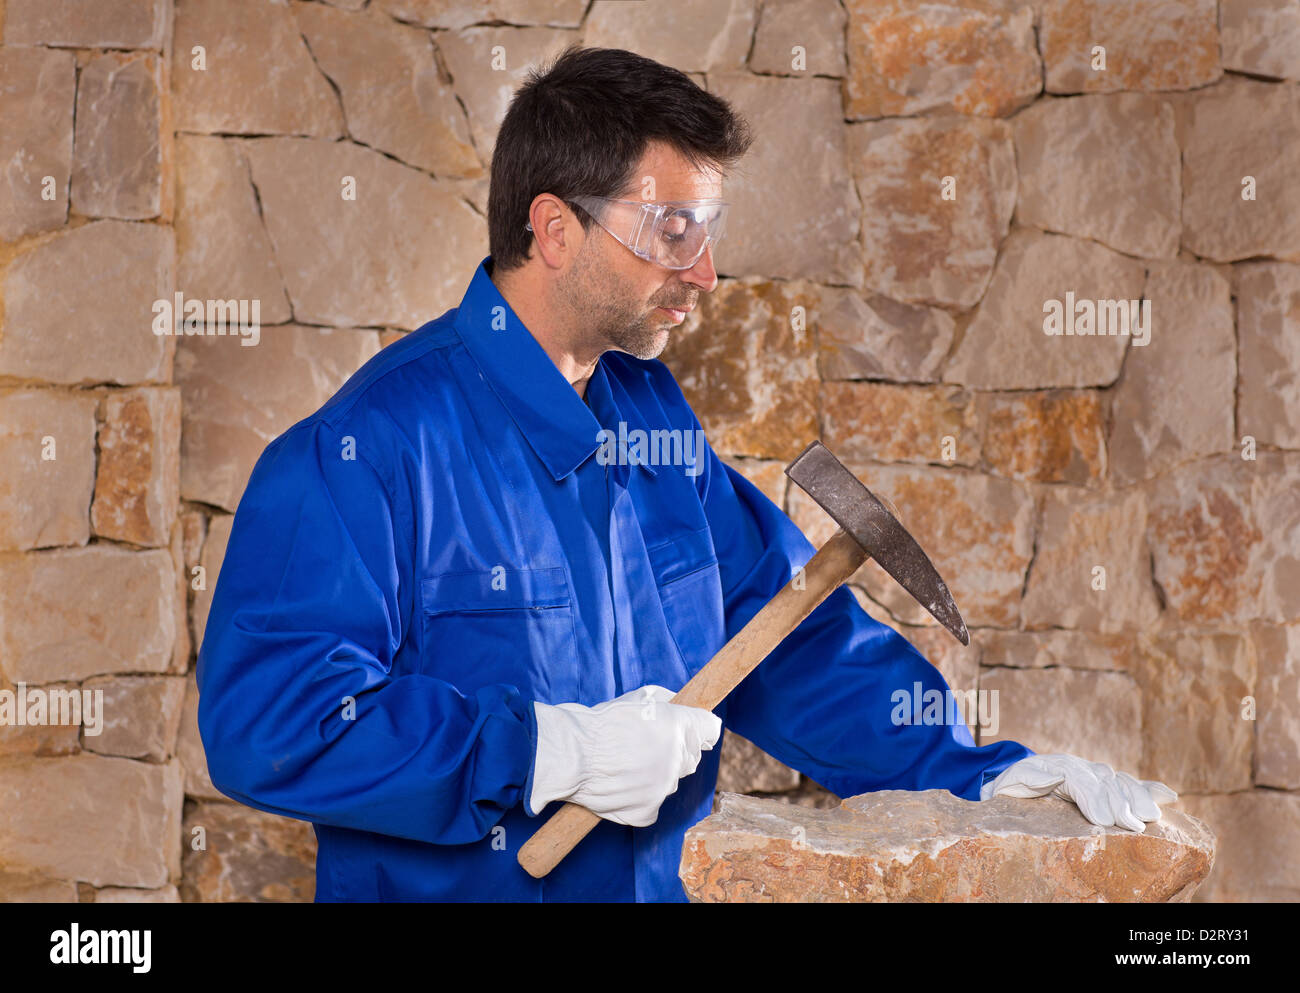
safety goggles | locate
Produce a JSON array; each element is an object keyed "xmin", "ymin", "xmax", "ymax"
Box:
[{"xmin": 526, "ymin": 195, "xmax": 729, "ymax": 270}]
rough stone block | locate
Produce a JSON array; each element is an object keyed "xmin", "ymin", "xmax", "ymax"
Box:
[
  {"xmin": 0, "ymin": 47, "xmax": 74, "ymax": 241},
  {"xmin": 843, "ymin": 0, "xmax": 1040, "ymax": 117},
  {"xmin": 0, "ymin": 546, "xmax": 178, "ymax": 683},
  {"xmin": 0, "ymin": 756, "xmax": 181, "ymax": 889},
  {"xmin": 0, "ymin": 220, "xmax": 174, "ymax": 385},
  {"xmin": 681, "ymin": 789, "xmax": 1215, "ymax": 901},
  {"xmin": 92, "ymin": 387, "xmax": 181, "ymax": 547},
  {"xmin": 181, "ymin": 801, "xmax": 316, "ymax": 902},
  {"xmin": 0, "ymin": 390, "xmax": 97, "ymax": 552}
]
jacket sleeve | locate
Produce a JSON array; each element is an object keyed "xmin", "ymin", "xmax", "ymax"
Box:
[
  {"xmin": 197, "ymin": 416, "xmax": 539, "ymax": 845},
  {"xmin": 689, "ymin": 430, "xmax": 1034, "ymax": 802}
]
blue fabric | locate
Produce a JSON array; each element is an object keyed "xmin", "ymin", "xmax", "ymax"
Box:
[{"xmin": 197, "ymin": 256, "xmax": 1034, "ymax": 902}]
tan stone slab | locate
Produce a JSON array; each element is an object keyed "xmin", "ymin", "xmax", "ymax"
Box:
[
  {"xmin": 0, "ymin": 869, "xmax": 77, "ymax": 902},
  {"xmin": 172, "ymin": 0, "xmax": 343, "ymax": 136},
  {"xmin": 1132, "ymin": 630, "xmax": 1255, "ymax": 793},
  {"xmin": 750, "ymin": 0, "xmax": 847, "ymax": 76},
  {"xmin": 716, "ymin": 730, "xmax": 801, "ymax": 795},
  {"xmin": 0, "ymin": 220, "xmax": 174, "ymax": 385},
  {"xmin": 1146, "ymin": 455, "xmax": 1262, "ymax": 625},
  {"xmin": 1015, "ymin": 94, "xmax": 1179, "ymax": 259},
  {"xmin": 5, "ymin": 0, "xmax": 168, "ymax": 49},
  {"xmin": 176, "ymin": 670, "xmax": 221, "ymax": 800},
  {"xmin": 980, "ymin": 667, "xmax": 1142, "ymax": 772},
  {"xmin": 1178, "ymin": 791, "xmax": 1300, "ymax": 902},
  {"xmin": 789, "ymin": 462, "xmax": 1035, "ymax": 628},
  {"xmin": 1039, "ymin": 0, "xmax": 1221, "ymax": 94},
  {"xmin": 71, "ymin": 52, "xmax": 163, "ymax": 220},
  {"xmin": 0, "ymin": 389, "xmax": 96, "ymax": 552},
  {"xmin": 682, "ymin": 789, "xmax": 1214, "ymax": 902},
  {"xmin": 242, "ymin": 138, "xmax": 482, "ymax": 329},
  {"xmin": 176, "ymin": 325, "xmax": 381, "ymax": 512},
  {"xmin": 1182, "ymin": 77, "xmax": 1300, "ymax": 262},
  {"xmin": 1251, "ymin": 451, "xmax": 1300, "ymax": 624},
  {"xmin": 943, "ymin": 228, "xmax": 1144, "ymax": 389},
  {"xmin": 660, "ymin": 277, "xmax": 819, "ymax": 460},
  {"xmin": 0, "ymin": 546, "xmax": 178, "ymax": 683},
  {"xmin": 192, "ymin": 513, "xmax": 232, "ymax": 651},
  {"xmin": 1252, "ymin": 621, "xmax": 1300, "ymax": 789},
  {"xmin": 436, "ymin": 26, "xmax": 577, "ymax": 159},
  {"xmin": 174, "ymin": 136, "xmax": 291, "ymax": 325},
  {"xmin": 292, "ymin": 1, "xmax": 480, "ymax": 178},
  {"xmin": 1238, "ymin": 261, "xmax": 1300, "ymax": 450},
  {"xmin": 1023, "ymin": 486, "xmax": 1160, "ymax": 634},
  {"xmin": 719, "ymin": 456, "xmax": 787, "ymax": 509},
  {"xmin": 0, "ymin": 47, "xmax": 74, "ymax": 241},
  {"xmin": 82, "ymin": 675, "xmax": 185, "ymax": 762},
  {"xmin": 1109, "ymin": 262, "xmax": 1235, "ymax": 485},
  {"xmin": 181, "ymin": 801, "xmax": 316, "ymax": 902},
  {"xmin": 680, "ymin": 73, "xmax": 861, "ymax": 286},
  {"xmin": 822, "ymin": 382, "xmax": 980, "ymax": 467},
  {"xmin": 92, "ymin": 387, "xmax": 181, "ymax": 548},
  {"xmin": 0, "ymin": 755, "xmax": 181, "ymax": 889},
  {"xmin": 585, "ymin": 0, "xmax": 756, "ymax": 73},
  {"xmin": 978, "ymin": 390, "xmax": 1106, "ymax": 485},
  {"xmin": 976, "ymin": 628, "xmax": 1136, "ymax": 672},
  {"xmin": 1220, "ymin": 0, "xmax": 1300, "ymax": 81},
  {"xmin": 180, "ymin": 510, "xmax": 206, "ymax": 577},
  {"xmin": 816, "ymin": 288, "xmax": 954, "ymax": 383},
  {"xmin": 94, "ymin": 885, "xmax": 180, "ymax": 902},
  {"xmin": 843, "ymin": 0, "xmax": 1040, "ymax": 118},
  {"xmin": 376, "ymin": 0, "xmax": 586, "ymax": 27},
  {"xmin": 0, "ymin": 667, "xmax": 81, "ymax": 757},
  {"xmin": 168, "ymin": 522, "xmax": 190, "ymax": 675},
  {"xmin": 848, "ymin": 116, "xmax": 1014, "ymax": 307}
]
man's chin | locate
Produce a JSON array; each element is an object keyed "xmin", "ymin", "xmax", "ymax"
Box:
[{"xmin": 608, "ymin": 326, "xmax": 670, "ymax": 361}]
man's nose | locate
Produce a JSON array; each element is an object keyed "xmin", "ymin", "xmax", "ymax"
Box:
[{"xmin": 679, "ymin": 242, "xmax": 719, "ymax": 293}]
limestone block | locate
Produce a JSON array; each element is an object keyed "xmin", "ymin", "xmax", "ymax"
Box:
[
  {"xmin": 0, "ymin": 47, "xmax": 74, "ymax": 241},
  {"xmin": 843, "ymin": 0, "xmax": 1040, "ymax": 118},
  {"xmin": 92, "ymin": 387, "xmax": 181, "ymax": 547},
  {"xmin": 181, "ymin": 801, "xmax": 316, "ymax": 902},
  {"xmin": 1038, "ymin": 0, "xmax": 1220, "ymax": 94},
  {"xmin": 0, "ymin": 390, "xmax": 97, "ymax": 552},
  {"xmin": 682, "ymin": 789, "xmax": 1215, "ymax": 901}
]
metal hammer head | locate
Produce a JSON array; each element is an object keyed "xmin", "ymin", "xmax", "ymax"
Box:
[{"xmin": 786, "ymin": 440, "xmax": 969, "ymax": 646}]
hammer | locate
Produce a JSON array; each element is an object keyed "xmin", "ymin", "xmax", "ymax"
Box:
[{"xmin": 516, "ymin": 440, "xmax": 969, "ymax": 878}]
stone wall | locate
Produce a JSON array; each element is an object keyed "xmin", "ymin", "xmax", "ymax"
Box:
[{"xmin": 0, "ymin": 0, "xmax": 1295, "ymax": 902}]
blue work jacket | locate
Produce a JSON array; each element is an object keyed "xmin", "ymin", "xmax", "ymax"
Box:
[{"xmin": 197, "ymin": 256, "xmax": 1034, "ymax": 902}]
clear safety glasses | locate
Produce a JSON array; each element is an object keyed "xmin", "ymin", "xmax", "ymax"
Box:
[{"xmin": 526, "ymin": 195, "xmax": 729, "ymax": 270}]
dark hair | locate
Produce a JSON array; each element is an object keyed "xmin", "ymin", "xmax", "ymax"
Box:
[{"xmin": 487, "ymin": 45, "xmax": 753, "ymax": 273}]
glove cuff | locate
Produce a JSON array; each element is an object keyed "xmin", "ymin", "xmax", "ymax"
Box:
[{"xmin": 528, "ymin": 700, "xmax": 592, "ymax": 815}]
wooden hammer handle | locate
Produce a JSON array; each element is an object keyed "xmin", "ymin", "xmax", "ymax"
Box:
[{"xmin": 516, "ymin": 528, "xmax": 868, "ymax": 879}]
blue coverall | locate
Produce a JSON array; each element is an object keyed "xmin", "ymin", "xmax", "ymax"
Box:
[{"xmin": 196, "ymin": 256, "xmax": 1034, "ymax": 902}]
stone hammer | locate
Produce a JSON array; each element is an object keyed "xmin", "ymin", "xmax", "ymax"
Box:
[{"xmin": 517, "ymin": 439, "xmax": 969, "ymax": 878}]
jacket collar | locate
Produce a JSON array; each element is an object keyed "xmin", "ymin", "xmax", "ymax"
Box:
[{"xmin": 455, "ymin": 256, "xmax": 640, "ymax": 481}]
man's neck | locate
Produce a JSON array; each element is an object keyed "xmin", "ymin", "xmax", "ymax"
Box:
[{"xmin": 491, "ymin": 261, "xmax": 599, "ymax": 399}]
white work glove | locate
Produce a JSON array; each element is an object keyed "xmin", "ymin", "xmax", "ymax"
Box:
[
  {"xmin": 980, "ymin": 753, "xmax": 1178, "ymax": 833},
  {"xmin": 529, "ymin": 684, "xmax": 722, "ymax": 827}
]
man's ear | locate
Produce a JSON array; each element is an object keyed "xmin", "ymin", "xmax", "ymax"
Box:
[{"xmin": 528, "ymin": 195, "xmax": 579, "ymax": 270}]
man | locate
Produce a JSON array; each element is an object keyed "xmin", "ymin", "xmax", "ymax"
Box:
[{"xmin": 198, "ymin": 46, "xmax": 1176, "ymax": 903}]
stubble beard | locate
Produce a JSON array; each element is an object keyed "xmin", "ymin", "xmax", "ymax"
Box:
[{"xmin": 556, "ymin": 239, "xmax": 671, "ymax": 362}]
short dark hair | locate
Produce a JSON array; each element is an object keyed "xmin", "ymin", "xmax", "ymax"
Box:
[{"xmin": 487, "ymin": 46, "xmax": 753, "ymax": 273}]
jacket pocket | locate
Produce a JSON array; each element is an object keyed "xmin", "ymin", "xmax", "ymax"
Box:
[
  {"xmin": 645, "ymin": 529, "xmax": 726, "ymax": 679},
  {"xmin": 420, "ymin": 566, "xmax": 581, "ymax": 703}
]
